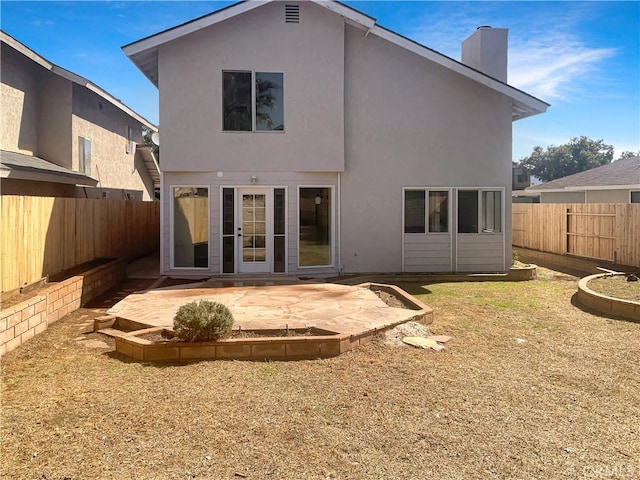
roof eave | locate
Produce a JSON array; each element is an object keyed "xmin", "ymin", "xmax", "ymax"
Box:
[{"xmin": 123, "ymin": 0, "xmax": 549, "ymax": 119}]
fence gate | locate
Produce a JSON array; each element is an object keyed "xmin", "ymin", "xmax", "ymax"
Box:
[{"xmin": 565, "ymin": 205, "xmax": 615, "ymax": 262}]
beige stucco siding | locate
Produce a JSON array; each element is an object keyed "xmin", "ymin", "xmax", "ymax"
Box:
[
  {"xmin": 1, "ymin": 45, "xmax": 40, "ymax": 155},
  {"xmin": 158, "ymin": 1, "xmax": 344, "ymax": 173},
  {"xmin": 38, "ymin": 75, "xmax": 72, "ymax": 169},
  {"xmin": 72, "ymin": 85, "xmax": 153, "ymax": 200},
  {"xmin": 341, "ymin": 25, "xmax": 512, "ymax": 272},
  {"xmin": 0, "ymin": 178, "xmax": 75, "ymax": 197}
]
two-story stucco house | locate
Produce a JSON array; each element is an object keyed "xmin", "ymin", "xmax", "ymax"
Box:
[
  {"xmin": 1, "ymin": 31, "xmax": 159, "ymax": 200},
  {"xmin": 123, "ymin": 0, "xmax": 548, "ymax": 276}
]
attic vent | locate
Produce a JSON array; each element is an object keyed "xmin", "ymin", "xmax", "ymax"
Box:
[{"xmin": 285, "ymin": 4, "xmax": 299, "ymax": 23}]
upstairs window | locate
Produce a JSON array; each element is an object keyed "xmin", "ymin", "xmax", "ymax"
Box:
[
  {"xmin": 223, "ymin": 71, "xmax": 284, "ymax": 132},
  {"xmin": 78, "ymin": 136, "xmax": 91, "ymax": 174},
  {"xmin": 126, "ymin": 126, "xmax": 134, "ymax": 154}
]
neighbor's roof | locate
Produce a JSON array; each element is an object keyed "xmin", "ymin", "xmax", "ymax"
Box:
[
  {"xmin": 122, "ymin": 0, "xmax": 549, "ymax": 121},
  {"xmin": 527, "ymin": 156, "xmax": 640, "ymax": 192},
  {"xmin": 1, "ymin": 30, "xmax": 157, "ymax": 132},
  {"xmin": 0, "ymin": 150, "xmax": 98, "ymax": 186}
]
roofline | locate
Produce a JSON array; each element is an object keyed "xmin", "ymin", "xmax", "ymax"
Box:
[
  {"xmin": 121, "ymin": 0, "xmax": 548, "ymax": 120},
  {"xmin": 122, "ymin": 0, "xmax": 375, "ymax": 54},
  {"xmin": 1, "ymin": 30, "xmax": 157, "ymax": 132},
  {"xmin": 527, "ymin": 185, "xmax": 640, "ymax": 193},
  {"xmin": 0, "ymin": 165, "xmax": 98, "ymax": 186}
]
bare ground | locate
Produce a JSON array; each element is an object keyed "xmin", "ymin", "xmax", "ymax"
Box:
[{"xmin": 1, "ymin": 267, "xmax": 639, "ymax": 480}]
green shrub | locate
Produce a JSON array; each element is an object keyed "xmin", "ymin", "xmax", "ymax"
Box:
[{"xmin": 173, "ymin": 300, "xmax": 234, "ymax": 342}]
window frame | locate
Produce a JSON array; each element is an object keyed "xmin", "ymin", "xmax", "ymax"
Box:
[
  {"xmin": 126, "ymin": 126, "xmax": 134, "ymax": 154},
  {"xmin": 402, "ymin": 187, "xmax": 452, "ymax": 235},
  {"xmin": 78, "ymin": 136, "xmax": 91, "ymax": 174},
  {"xmin": 630, "ymin": 190, "xmax": 640, "ymax": 204},
  {"xmin": 222, "ymin": 70, "xmax": 285, "ymax": 134},
  {"xmin": 297, "ymin": 185, "xmax": 335, "ymax": 269},
  {"xmin": 456, "ymin": 187, "xmax": 505, "ymax": 235},
  {"xmin": 170, "ymin": 184, "xmax": 210, "ymax": 270}
]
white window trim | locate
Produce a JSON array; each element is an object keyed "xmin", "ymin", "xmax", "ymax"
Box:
[
  {"xmin": 456, "ymin": 187, "xmax": 505, "ymax": 235},
  {"xmin": 126, "ymin": 125, "xmax": 134, "ymax": 154},
  {"xmin": 402, "ymin": 187, "xmax": 453, "ymax": 235},
  {"xmin": 221, "ymin": 70, "xmax": 285, "ymax": 134},
  {"xmin": 217, "ymin": 185, "xmax": 289, "ymax": 275},
  {"xmin": 297, "ymin": 185, "xmax": 335, "ymax": 269},
  {"xmin": 401, "ymin": 187, "xmax": 454, "ymax": 273},
  {"xmin": 169, "ymin": 184, "xmax": 211, "ymax": 270},
  {"xmin": 78, "ymin": 136, "xmax": 91, "ymax": 174}
]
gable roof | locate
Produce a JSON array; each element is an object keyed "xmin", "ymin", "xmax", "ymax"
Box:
[
  {"xmin": 1, "ymin": 30, "xmax": 157, "ymax": 132},
  {"xmin": 122, "ymin": 0, "xmax": 549, "ymax": 121},
  {"xmin": 527, "ymin": 156, "xmax": 640, "ymax": 192}
]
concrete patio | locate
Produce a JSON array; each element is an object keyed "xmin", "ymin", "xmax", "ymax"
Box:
[{"xmin": 106, "ymin": 279, "xmax": 429, "ymax": 336}]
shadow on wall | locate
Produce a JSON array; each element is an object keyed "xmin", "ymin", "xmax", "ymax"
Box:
[{"xmin": 1, "ymin": 45, "xmax": 39, "ymax": 154}]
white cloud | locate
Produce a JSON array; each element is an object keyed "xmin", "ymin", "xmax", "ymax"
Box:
[
  {"xmin": 31, "ymin": 19, "xmax": 54, "ymax": 27},
  {"xmin": 405, "ymin": 3, "xmax": 617, "ymax": 101},
  {"xmin": 509, "ymin": 35, "xmax": 616, "ymax": 100}
]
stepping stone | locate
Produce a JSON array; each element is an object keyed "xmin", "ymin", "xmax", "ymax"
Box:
[
  {"xmin": 428, "ymin": 335, "xmax": 453, "ymax": 343},
  {"xmin": 402, "ymin": 337, "xmax": 439, "ymax": 350}
]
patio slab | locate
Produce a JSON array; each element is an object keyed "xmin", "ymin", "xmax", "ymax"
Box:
[{"xmin": 107, "ymin": 280, "xmax": 428, "ymax": 336}]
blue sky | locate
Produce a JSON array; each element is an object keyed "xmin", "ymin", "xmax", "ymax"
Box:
[{"xmin": 2, "ymin": 1, "xmax": 638, "ymax": 160}]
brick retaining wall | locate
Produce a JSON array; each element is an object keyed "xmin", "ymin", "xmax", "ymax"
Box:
[{"xmin": 0, "ymin": 258, "xmax": 127, "ymax": 356}]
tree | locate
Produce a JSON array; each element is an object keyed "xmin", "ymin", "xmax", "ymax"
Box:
[
  {"xmin": 618, "ymin": 150, "xmax": 640, "ymax": 159},
  {"xmin": 143, "ymin": 128, "xmax": 159, "ymax": 161},
  {"xmin": 518, "ymin": 136, "xmax": 614, "ymax": 182}
]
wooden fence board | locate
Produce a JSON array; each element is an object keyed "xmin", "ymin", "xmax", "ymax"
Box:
[
  {"xmin": 1, "ymin": 196, "xmax": 160, "ymax": 292},
  {"xmin": 513, "ymin": 203, "xmax": 640, "ymax": 268}
]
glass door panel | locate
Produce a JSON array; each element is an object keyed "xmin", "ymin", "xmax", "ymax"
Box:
[{"xmin": 238, "ymin": 189, "xmax": 272, "ymax": 273}]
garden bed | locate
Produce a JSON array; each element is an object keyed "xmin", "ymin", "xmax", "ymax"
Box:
[{"xmin": 577, "ymin": 273, "xmax": 640, "ymax": 321}]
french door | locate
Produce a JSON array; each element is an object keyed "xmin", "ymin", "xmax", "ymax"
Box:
[
  {"xmin": 237, "ymin": 188, "xmax": 272, "ymax": 273},
  {"xmin": 222, "ymin": 187, "xmax": 286, "ymax": 274}
]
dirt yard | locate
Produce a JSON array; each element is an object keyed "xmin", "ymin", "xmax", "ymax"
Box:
[{"xmin": 1, "ymin": 267, "xmax": 639, "ymax": 479}]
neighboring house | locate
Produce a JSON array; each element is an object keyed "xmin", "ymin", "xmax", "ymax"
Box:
[
  {"xmin": 123, "ymin": 0, "xmax": 548, "ymax": 276},
  {"xmin": 525, "ymin": 156, "xmax": 640, "ymax": 204},
  {"xmin": 0, "ymin": 30, "xmax": 159, "ymax": 200},
  {"xmin": 512, "ymin": 165, "xmax": 531, "ymax": 191}
]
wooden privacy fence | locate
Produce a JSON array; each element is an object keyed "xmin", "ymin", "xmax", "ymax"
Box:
[
  {"xmin": 512, "ymin": 203, "xmax": 640, "ymax": 268},
  {"xmin": 1, "ymin": 196, "xmax": 160, "ymax": 293}
]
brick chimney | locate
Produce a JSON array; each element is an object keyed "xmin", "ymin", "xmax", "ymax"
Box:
[{"xmin": 461, "ymin": 26, "xmax": 508, "ymax": 83}]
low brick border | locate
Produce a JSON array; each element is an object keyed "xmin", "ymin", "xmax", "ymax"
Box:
[
  {"xmin": 0, "ymin": 258, "xmax": 127, "ymax": 356},
  {"xmin": 112, "ymin": 282, "xmax": 433, "ymax": 362},
  {"xmin": 577, "ymin": 274, "xmax": 640, "ymax": 322}
]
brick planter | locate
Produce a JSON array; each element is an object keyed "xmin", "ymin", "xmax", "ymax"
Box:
[
  {"xmin": 0, "ymin": 258, "xmax": 127, "ymax": 355},
  {"xmin": 577, "ymin": 274, "xmax": 640, "ymax": 322}
]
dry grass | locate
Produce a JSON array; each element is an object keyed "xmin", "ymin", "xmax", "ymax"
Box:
[
  {"xmin": 2, "ymin": 267, "xmax": 640, "ymax": 480},
  {"xmin": 588, "ymin": 275, "xmax": 640, "ymax": 302}
]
